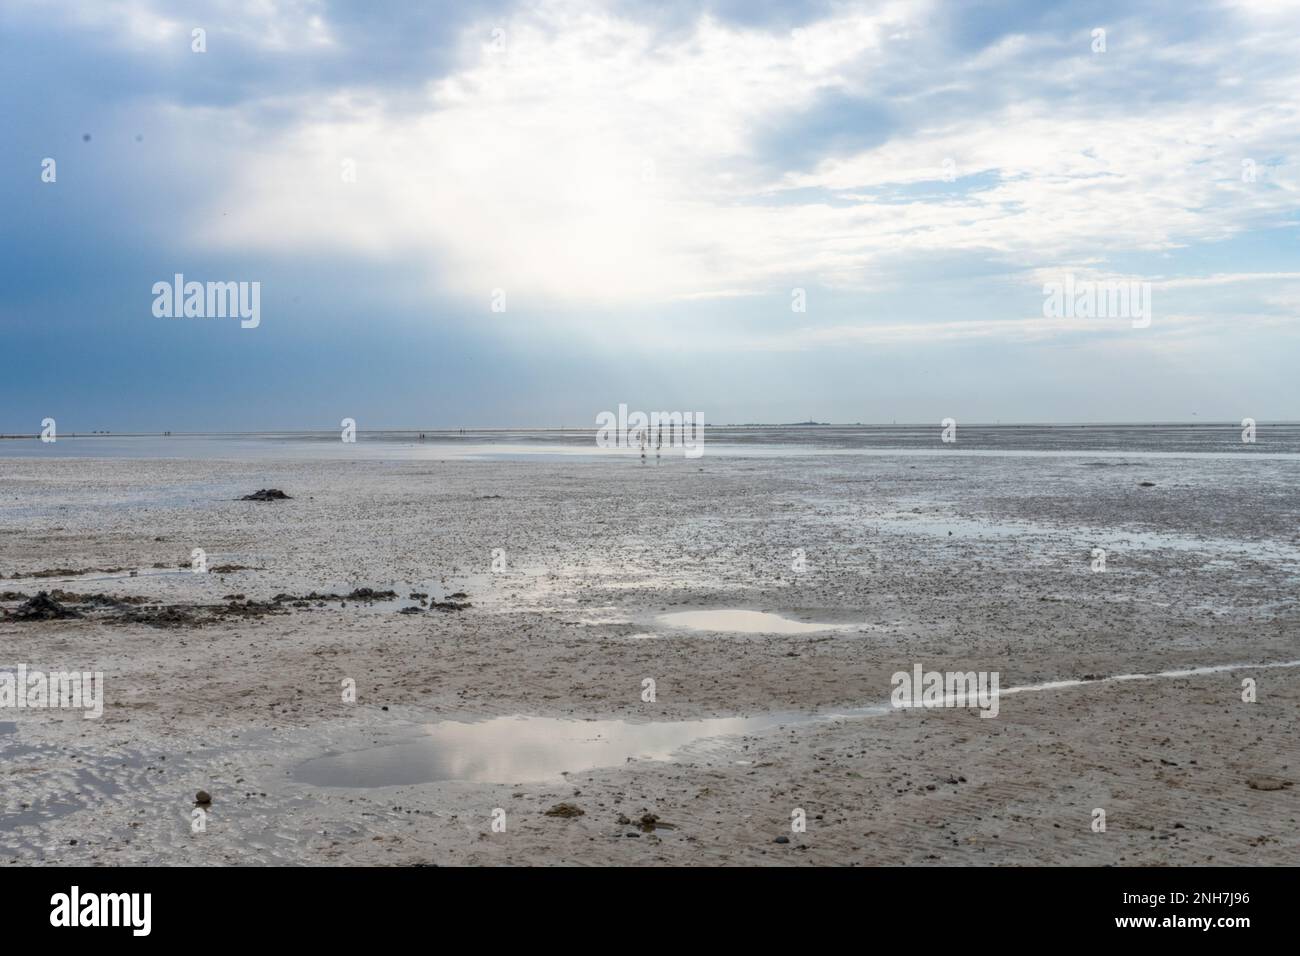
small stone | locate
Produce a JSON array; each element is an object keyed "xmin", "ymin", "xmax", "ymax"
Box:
[{"xmin": 195, "ymin": 790, "xmax": 212, "ymax": 805}]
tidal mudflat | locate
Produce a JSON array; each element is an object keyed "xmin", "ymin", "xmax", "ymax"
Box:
[{"xmin": 1, "ymin": 445, "xmax": 1297, "ymax": 864}]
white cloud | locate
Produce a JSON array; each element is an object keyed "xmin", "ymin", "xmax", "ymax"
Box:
[{"xmin": 180, "ymin": 0, "xmax": 1300, "ymax": 313}]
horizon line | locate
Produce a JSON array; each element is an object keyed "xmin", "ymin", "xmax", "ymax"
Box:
[{"xmin": 3, "ymin": 419, "xmax": 1298, "ymax": 438}]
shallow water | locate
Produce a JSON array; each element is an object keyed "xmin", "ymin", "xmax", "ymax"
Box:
[
  {"xmin": 5, "ymin": 423, "xmax": 1300, "ymax": 460},
  {"xmin": 289, "ymin": 660, "xmax": 1300, "ymax": 788},
  {"xmin": 291, "ymin": 712, "xmax": 808, "ymax": 787}
]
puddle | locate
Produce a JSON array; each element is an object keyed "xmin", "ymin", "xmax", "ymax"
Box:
[
  {"xmin": 657, "ymin": 609, "xmax": 848, "ymax": 634},
  {"xmin": 292, "ymin": 713, "xmax": 813, "ymax": 787},
  {"xmin": 291, "ymin": 659, "xmax": 1300, "ymax": 789}
]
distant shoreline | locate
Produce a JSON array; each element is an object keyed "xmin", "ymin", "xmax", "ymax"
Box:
[{"xmin": 3, "ymin": 420, "xmax": 1298, "ymax": 438}]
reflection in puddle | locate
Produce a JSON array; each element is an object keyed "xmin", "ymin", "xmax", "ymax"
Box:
[
  {"xmin": 291, "ymin": 659, "xmax": 1300, "ymax": 789},
  {"xmin": 292, "ymin": 712, "xmax": 821, "ymax": 787},
  {"xmin": 657, "ymin": 609, "xmax": 846, "ymax": 634}
]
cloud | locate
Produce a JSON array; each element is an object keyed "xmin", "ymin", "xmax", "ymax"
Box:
[
  {"xmin": 156, "ymin": 0, "xmax": 1297, "ymax": 316},
  {"xmin": 3, "ymin": 0, "xmax": 1298, "ymax": 426}
]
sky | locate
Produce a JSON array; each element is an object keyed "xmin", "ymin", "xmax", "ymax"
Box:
[{"xmin": 1, "ymin": 0, "xmax": 1297, "ymax": 430}]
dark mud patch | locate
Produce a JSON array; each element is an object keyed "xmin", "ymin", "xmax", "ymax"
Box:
[
  {"xmin": 398, "ymin": 600, "xmax": 472, "ymax": 614},
  {"xmin": 271, "ymin": 588, "xmax": 399, "ymax": 605},
  {"xmin": 267, "ymin": 587, "xmax": 473, "ymax": 616},
  {"xmin": 47, "ymin": 589, "xmax": 149, "ymax": 607},
  {"xmin": 239, "ymin": 489, "xmax": 292, "ymax": 501},
  {"xmin": 269, "ymin": 586, "xmax": 470, "ymax": 614},
  {"xmin": 114, "ymin": 600, "xmax": 287, "ymax": 628},
  {"xmin": 10, "ymin": 592, "xmax": 84, "ymax": 620},
  {"xmin": 428, "ymin": 600, "xmax": 472, "ymax": 612},
  {"xmin": 1, "ymin": 589, "xmax": 285, "ymax": 628},
  {"xmin": 3, "ymin": 580, "xmax": 470, "ymax": 627},
  {"xmin": 3, "ymin": 566, "xmax": 132, "ymax": 580}
]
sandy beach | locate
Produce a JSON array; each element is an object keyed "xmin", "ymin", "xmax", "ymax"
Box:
[{"xmin": 2, "ymin": 446, "xmax": 1297, "ymax": 865}]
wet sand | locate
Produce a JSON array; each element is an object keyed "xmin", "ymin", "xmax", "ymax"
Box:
[{"xmin": 1, "ymin": 452, "xmax": 1297, "ymax": 864}]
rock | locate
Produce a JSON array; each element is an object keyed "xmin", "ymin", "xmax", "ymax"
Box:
[
  {"xmin": 1139, "ymin": 481, "xmax": 1156, "ymax": 487},
  {"xmin": 544, "ymin": 802, "xmax": 585, "ymax": 818},
  {"xmin": 1247, "ymin": 776, "xmax": 1290, "ymax": 791},
  {"xmin": 773, "ymin": 835, "xmax": 790, "ymax": 844},
  {"xmin": 240, "ymin": 489, "xmax": 292, "ymax": 501},
  {"xmin": 195, "ymin": 790, "xmax": 212, "ymax": 805},
  {"xmin": 12, "ymin": 591, "xmax": 83, "ymax": 621}
]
